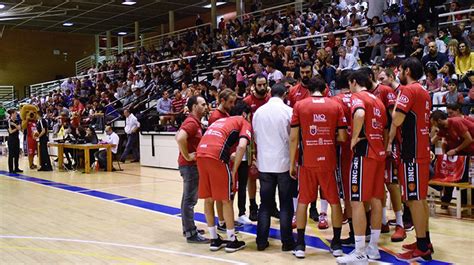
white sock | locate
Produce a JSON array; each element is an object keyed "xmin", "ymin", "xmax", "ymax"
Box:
[
  {"xmin": 226, "ymin": 228, "xmax": 236, "ymax": 241},
  {"xmin": 293, "ymin": 197, "xmax": 298, "ymax": 212},
  {"xmin": 218, "ymin": 220, "xmax": 225, "ymax": 226},
  {"xmin": 320, "ymin": 199, "xmax": 328, "ymax": 214},
  {"xmin": 355, "ymin": 235, "xmax": 366, "ymax": 254},
  {"xmin": 382, "ymin": 207, "xmax": 387, "ymax": 225},
  {"xmin": 369, "ymin": 229, "xmax": 381, "ymax": 248},
  {"xmin": 208, "ymin": 226, "xmax": 218, "ymax": 239},
  {"xmin": 395, "ymin": 210, "xmax": 404, "ymax": 227}
]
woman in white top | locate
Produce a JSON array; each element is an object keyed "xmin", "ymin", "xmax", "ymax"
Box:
[{"xmin": 345, "ymin": 38, "xmax": 359, "ymax": 59}]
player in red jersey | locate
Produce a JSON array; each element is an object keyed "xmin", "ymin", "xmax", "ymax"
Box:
[
  {"xmin": 243, "ymin": 74, "xmax": 270, "ymax": 221},
  {"xmin": 287, "ymin": 61, "xmax": 313, "ymax": 107},
  {"xmin": 208, "ymin": 88, "xmax": 237, "ymax": 231},
  {"xmin": 290, "ymin": 77, "xmax": 348, "ymax": 259},
  {"xmin": 332, "ymin": 70, "xmax": 356, "ymax": 245},
  {"xmin": 377, "ymin": 68, "xmax": 408, "ymax": 241},
  {"xmin": 175, "ymin": 95, "xmax": 210, "ymax": 243},
  {"xmin": 387, "ymin": 58, "xmax": 433, "ymax": 262},
  {"xmin": 197, "ymin": 101, "xmax": 252, "ymax": 253},
  {"xmin": 430, "ymin": 110, "xmax": 474, "ymax": 156},
  {"xmin": 336, "ymin": 70, "xmax": 387, "ymax": 264}
]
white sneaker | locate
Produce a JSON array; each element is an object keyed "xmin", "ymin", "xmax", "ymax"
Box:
[
  {"xmin": 292, "ymin": 245, "xmax": 305, "ymax": 259},
  {"xmin": 366, "ymin": 245, "xmax": 381, "ymax": 260},
  {"xmin": 237, "ymin": 215, "xmax": 253, "ymax": 225},
  {"xmin": 336, "ymin": 250, "xmax": 368, "ymax": 265}
]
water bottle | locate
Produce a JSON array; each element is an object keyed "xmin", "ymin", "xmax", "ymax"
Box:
[{"xmin": 429, "ymin": 192, "xmax": 436, "ymax": 217}]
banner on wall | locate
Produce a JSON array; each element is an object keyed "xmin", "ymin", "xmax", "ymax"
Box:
[{"xmin": 433, "ymin": 155, "xmax": 467, "ymax": 183}]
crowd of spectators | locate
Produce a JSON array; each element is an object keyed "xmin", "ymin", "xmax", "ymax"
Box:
[{"xmin": 3, "ymin": 0, "xmax": 473, "ymax": 135}]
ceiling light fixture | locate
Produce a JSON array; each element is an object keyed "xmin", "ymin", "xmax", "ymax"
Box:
[
  {"xmin": 0, "ymin": 4, "xmax": 5, "ymax": 9},
  {"xmin": 118, "ymin": 32, "xmax": 127, "ymax": 36},
  {"xmin": 122, "ymin": 0, "xmax": 137, "ymax": 5},
  {"xmin": 62, "ymin": 22, "xmax": 74, "ymax": 26},
  {"xmin": 203, "ymin": 2, "xmax": 226, "ymax": 8}
]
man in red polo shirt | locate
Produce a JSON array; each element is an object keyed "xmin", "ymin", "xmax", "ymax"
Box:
[
  {"xmin": 197, "ymin": 101, "xmax": 252, "ymax": 253},
  {"xmin": 337, "ymin": 70, "xmax": 387, "ymax": 264},
  {"xmin": 243, "ymin": 74, "xmax": 270, "ymax": 221},
  {"xmin": 175, "ymin": 95, "xmax": 209, "ymax": 244},
  {"xmin": 387, "ymin": 58, "xmax": 433, "ymax": 261},
  {"xmin": 431, "ymin": 110, "xmax": 474, "ymax": 156},
  {"xmin": 290, "ymin": 77, "xmax": 348, "ymax": 259}
]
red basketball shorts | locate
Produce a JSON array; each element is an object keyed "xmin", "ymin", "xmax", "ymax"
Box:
[
  {"xmin": 27, "ymin": 138, "xmax": 37, "ymax": 156},
  {"xmin": 349, "ymin": 156, "xmax": 385, "ymax": 202},
  {"xmin": 197, "ymin": 157, "xmax": 234, "ymax": 201},
  {"xmin": 398, "ymin": 159, "xmax": 429, "ymax": 201},
  {"xmin": 297, "ymin": 166, "xmax": 340, "ymax": 205}
]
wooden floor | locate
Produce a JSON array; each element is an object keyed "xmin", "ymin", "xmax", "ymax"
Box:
[{"xmin": 0, "ymin": 157, "xmax": 473, "ymax": 265}]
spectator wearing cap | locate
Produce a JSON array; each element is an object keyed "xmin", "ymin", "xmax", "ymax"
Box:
[{"xmin": 253, "ymin": 83, "xmax": 296, "ymax": 251}]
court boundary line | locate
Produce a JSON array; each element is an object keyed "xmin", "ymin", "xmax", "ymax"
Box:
[
  {"xmin": 0, "ymin": 171, "xmax": 451, "ymax": 265},
  {"xmin": 0, "ymin": 235, "xmax": 247, "ymax": 265}
]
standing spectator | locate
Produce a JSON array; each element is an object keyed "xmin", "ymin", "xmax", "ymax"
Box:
[
  {"xmin": 290, "ymin": 77, "xmax": 347, "ymax": 258},
  {"xmin": 7, "ymin": 109, "xmax": 22, "ymax": 173},
  {"xmin": 253, "ymin": 83, "xmax": 297, "ymax": 251},
  {"xmin": 388, "ymin": 58, "xmax": 433, "ymax": 261},
  {"xmin": 120, "ymin": 109, "xmax": 140, "ymax": 163},
  {"xmin": 421, "ymin": 41, "xmax": 449, "ymax": 71},
  {"xmin": 175, "ymin": 95, "xmax": 210, "ymax": 243}
]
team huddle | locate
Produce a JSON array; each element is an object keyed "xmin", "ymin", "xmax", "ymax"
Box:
[{"xmin": 176, "ymin": 57, "xmax": 435, "ymax": 263}]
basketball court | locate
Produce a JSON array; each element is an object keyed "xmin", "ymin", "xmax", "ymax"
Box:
[{"xmin": 1, "ymin": 158, "xmax": 472, "ymax": 264}]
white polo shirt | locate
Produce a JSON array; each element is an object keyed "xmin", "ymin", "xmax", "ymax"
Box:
[
  {"xmin": 124, "ymin": 113, "xmax": 140, "ymax": 135},
  {"xmin": 105, "ymin": 132, "xmax": 120, "ymax": 154},
  {"xmin": 252, "ymin": 97, "xmax": 292, "ymax": 173}
]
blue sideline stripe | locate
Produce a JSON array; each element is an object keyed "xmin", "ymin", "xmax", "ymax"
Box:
[{"xmin": 0, "ymin": 170, "xmax": 451, "ymax": 265}]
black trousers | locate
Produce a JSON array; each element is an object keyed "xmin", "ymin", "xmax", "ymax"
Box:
[
  {"xmin": 39, "ymin": 140, "xmax": 52, "ymax": 170},
  {"xmin": 8, "ymin": 139, "xmax": 20, "ymax": 172},
  {"xmin": 237, "ymin": 162, "xmax": 249, "ymax": 216},
  {"xmin": 256, "ymin": 171, "xmax": 297, "ymax": 246}
]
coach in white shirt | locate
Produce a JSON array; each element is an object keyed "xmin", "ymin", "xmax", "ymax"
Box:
[
  {"xmin": 253, "ymin": 83, "xmax": 297, "ymax": 251},
  {"xmin": 120, "ymin": 109, "xmax": 140, "ymax": 162},
  {"xmin": 97, "ymin": 126, "xmax": 120, "ymax": 170}
]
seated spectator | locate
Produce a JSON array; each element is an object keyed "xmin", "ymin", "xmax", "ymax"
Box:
[
  {"xmin": 337, "ymin": 46, "xmax": 359, "ymax": 71},
  {"xmin": 381, "ymin": 46, "xmax": 401, "ymax": 69},
  {"xmin": 96, "ymin": 126, "xmax": 120, "ymax": 170},
  {"xmin": 370, "ymin": 26, "xmax": 400, "ymax": 64},
  {"xmin": 455, "ymin": 41, "xmax": 474, "ymax": 77},
  {"xmin": 446, "ymin": 39, "xmax": 459, "ymax": 64},
  {"xmin": 422, "ymin": 41, "xmax": 449, "ymax": 71},
  {"xmin": 405, "ymin": 35, "xmax": 424, "ymax": 61},
  {"xmin": 442, "ymin": 79, "xmax": 464, "ymax": 105},
  {"xmin": 439, "ymin": 62, "xmax": 458, "ymax": 83},
  {"xmin": 211, "ymin": 70, "xmax": 223, "ymax": 89},
  {"xmin": 156, "ymin": 90, "xmax": 174, "ymax": 125},
  {"xmin": 425, "ymin": 66, "xmax": 444, "ymax": 94},
  {"xmin": 171, "ymin": 90, "xmax": 187, "ymax": 126},
  {"xmin": 361, "ymin": 25, "xmax": 382, "ymax": 64},
  {"xmin": 266, "ymin": 62, "xmax": 284, "ymax": 86},
  {"xmin": 423, "ymin": 32, "xmax": 447, "ymax": 56}
]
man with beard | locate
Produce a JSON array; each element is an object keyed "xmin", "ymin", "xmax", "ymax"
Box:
[
  {"xmin": 244, "ymin": 74, "xmax": 271, "ymax": 221},
  {"xmin": 387, "ymin": 58, "xmax": 433, "ymax": 262},
  {"xmin": 287, "ymin": 61, "xmax": 313, "ymax": 107},
  {"xmin": 421, "ymin": 41, "xmax": 448, "ymax": 71}
]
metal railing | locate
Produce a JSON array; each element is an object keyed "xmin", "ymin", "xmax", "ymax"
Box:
[
  {"xmin": 75, "ymin": 23, "xmax": 212, "ymax": 75},
  {"xmin": 236, "ymin": 1, "xmax": 310, "ymax": 22},
  {"xmin": 0, "ymin": 85, "xmax": 15, "ymax": 103}
]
